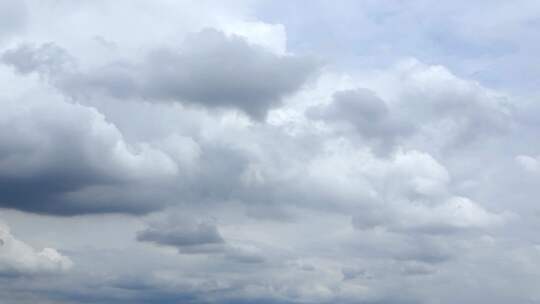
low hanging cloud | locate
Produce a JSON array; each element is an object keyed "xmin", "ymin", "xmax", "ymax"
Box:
[
  {"xmin": 136, "ymin": 214, "xmax": 266, "ymax": 264},
  {"xmin": 137, "ymin": 216, "xmax": 225, "ymax": 254}
]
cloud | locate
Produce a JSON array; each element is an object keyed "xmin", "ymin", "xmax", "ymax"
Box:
[
  {"xmin": 1, "ymin": 42, "xmax": 74, "ymax": 76},
  {"xmin": 0, "ymin": 221, "xmax": 72, "ymax": 276},
  {"xmin": 0, "ymin": 50, "xmax": 513, "ymax": 302},
  {"xmin": 136, "ymin": 214, "xmax": 266, "ymax": 265},
  {"xmin": 353, "ymin": 196, "xmax": 507, "ymax": 235},
  {"xmin": 0, "ymin": 1, "xmax": 536, "ymax": 303},
  {"xmin": 137, "ymin": 216, "xmax": 225, "ymax": 253},
  {"xmin": 224, "ymin": 245, "xmax": 266, "ymax": 264},
  {"xmin": 0, "ymin": 96, "xmax": 179, "ymax": 215},
  {"xmin": 2, "ymin": 29, "xmax": 319, "ymax": 120},
  {"xmin": 306, "ymin": 60, "xmax": 512, "ymax": 155},
  {"xmin": 307, "ymin": 88, "xmax": 414, "ymax": 153},
  {"xmin": 388, "ymin": 60, "xmax": 512, "ymax": 149},
  {"xmin": 349, "ymin": 148, "xmax": 506, "ymax": 235}
]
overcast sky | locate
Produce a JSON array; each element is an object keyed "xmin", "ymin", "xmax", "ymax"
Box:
[{"xmin": 1, "ymin": 1, "xmax": 540, "ymax": 303}]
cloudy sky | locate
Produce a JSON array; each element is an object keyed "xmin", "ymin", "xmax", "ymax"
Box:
[{"xmin": 1, "ymin": 1, "xmax": 540, "ymax": 303}]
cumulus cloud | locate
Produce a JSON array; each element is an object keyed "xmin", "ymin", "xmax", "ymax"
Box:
[
  {"xmin": 0, "ymin": 221, "xmax": 72, "ymax": 276},
  {"xmin": 346, "ymin": 148, "xmax": 507, "ymax": 234},
  {"xmin": 307, "ymin": 60, "xmax": 512, "ymax": 155},
  {"xmin": 2, "ymin": 29, "xmax": 319, "ymax": 120},
  {"xmin": 136, "ymin": 214, "xmax": 266, "ymax": 265},
  {"xmin": 0, "ymin": 96, "xmax": 179, "ymax": 215},
  {"xmin": 0, "ymin": 52, "xmax": 514, "ymax": 302},
  {"xmin": 387, "ymin": 60, "xmax": 512, "ymax": 149},
  {"xmin": 0, "ymin": 1, "xmax": 536, "ymax": 304}
]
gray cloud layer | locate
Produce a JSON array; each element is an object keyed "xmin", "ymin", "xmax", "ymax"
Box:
[{"xmin": 0, "ymin": 1, "xmax": 539, "ymax": 304}]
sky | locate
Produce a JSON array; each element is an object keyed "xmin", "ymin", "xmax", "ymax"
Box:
[{"xmin": 1, "ymin": 1, "xmax": 540, "ymax": 303}]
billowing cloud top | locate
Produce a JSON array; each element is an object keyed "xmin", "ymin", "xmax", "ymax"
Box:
[{"xmin": 0, "ymin": 1, "xmax": 538, "ymax": 304}]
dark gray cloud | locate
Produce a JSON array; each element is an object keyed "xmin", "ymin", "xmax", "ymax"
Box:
[
  {"xmin": 137, "ymin": 219, "xmax": 224, "ymax": 252},
  {"xmin": 224, "ymin": 248, "xmax": 266, "ymax": 264},
  {"xmin": 0, "ymin": 98, "xmax": 179, "ymax": 215}
]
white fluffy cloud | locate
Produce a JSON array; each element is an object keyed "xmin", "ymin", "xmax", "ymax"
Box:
[{"xmin": 0, "ymin": 221, "xmax": 72, "ymax": 276}]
